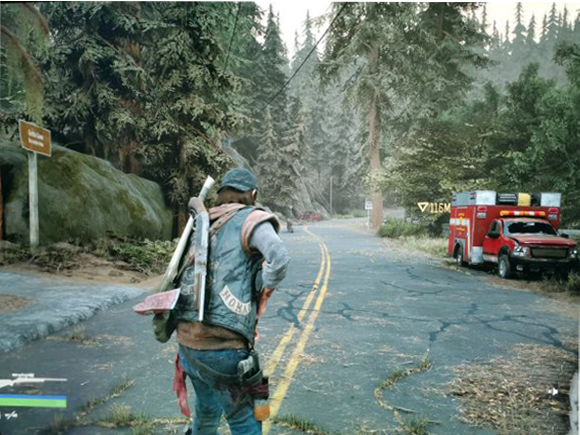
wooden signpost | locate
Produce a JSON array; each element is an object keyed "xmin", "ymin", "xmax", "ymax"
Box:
[{"xmin": 18, "ymin": 120, "xmax": 51, "ymax": 247}]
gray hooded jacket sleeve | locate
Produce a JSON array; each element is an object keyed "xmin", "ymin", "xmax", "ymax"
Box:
[{"xmin": 249, "ymin": 222, "xmax": 290, "ymax": 288}]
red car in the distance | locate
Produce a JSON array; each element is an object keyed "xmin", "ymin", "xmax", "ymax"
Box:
[{"xmin": 301, "ymin": 211, "xmax": 323, "ymax": 221}]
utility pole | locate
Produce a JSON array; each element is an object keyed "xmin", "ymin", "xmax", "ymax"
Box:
[{"xmin": 329, "ymin": 176, "xmax": 333, "ymax": 217}]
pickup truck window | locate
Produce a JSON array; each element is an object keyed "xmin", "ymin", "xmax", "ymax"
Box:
[{"xmin": 505, "ymin": 221, "xmax": 557, "ymax": 236}]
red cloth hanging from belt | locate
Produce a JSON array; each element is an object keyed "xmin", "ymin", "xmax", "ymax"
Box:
[{"xmin": 173, "ymin": 352, "xmax": 191, "ymax": 417}]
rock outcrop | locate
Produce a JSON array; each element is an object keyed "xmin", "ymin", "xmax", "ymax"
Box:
[{"xmin": 1, "ymin": 140, "xmax": 172, "ymax": 243}]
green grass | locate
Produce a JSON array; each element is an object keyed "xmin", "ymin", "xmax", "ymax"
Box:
[
  {"xmin": 400, "ymin": 236, "xmax": 448, "ymax": 257},
  {"xmin": 110, "ymin": 377, "xmax": 135, "ymax": 396},
  {"xmin": 104, "ymin": 404, "xmax": 133, "ymax": 426},
  {"xmin": 418, "ymin": 352, "xmax": 433, "ymax": 371},
  {"xmin": 378, "ymin": 218, "xmax": 427, "ymax": 238},
  {"xmin": 400, "ymin": 416, "xmax": 431, "ymax": 435},
  {"xmin": 101, "ymin": 404, "xmax": 149, "ymax": 427},
  {"xmin": 539, "ymin": 271, "xmax": 580, "ymax": 295},
  {"xmin": 44, "ymin": 413, "xmax": 71, "ymax": 435},
  {"xmin": 131, "ymin": 427, "xmax": 154, "ymax": 435}
]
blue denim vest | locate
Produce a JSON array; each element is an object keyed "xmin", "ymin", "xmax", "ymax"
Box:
[{"xmin": 175, "ymin": 207, "xmax": 263, "ymax": 345}]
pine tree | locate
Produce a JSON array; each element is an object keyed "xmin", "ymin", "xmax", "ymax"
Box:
[
  {"xmin": 0, "ymin": 3, "xmax": 49, "ymax": 123},
  {"xmin": 541, "ymin": 13, "xmax": 548, "ymax": 42},
  {"xmin": 138, "ymin": 2, "xmax": 241, "ymax": 227},
  {"xmin": 276, "ymin": 96, "xmax": 307, "ymax": 211},
  {"xmin": 289, "ymin": 11, "xmax": 319, "ymax": 102},
  {"xmin": 41, "ymin": 2, "xmax": 145, "ymax": 169},
  {"xmin": 323, "ymin": 3, "xmax": 487, "ymax": 227},
  {"xmin": 512, "ymin": 3, "xmax": 526, "ymax": 48},
  {"xmin": 227, "ymin": 2, "xmax": 266, "ymax": 164},
  {"xmin": 291, "ymin": 31, "xmax": 300, "ymax": 70},
  {"xmin": 329, "ymin": 102, "xmax": 363, "ymax": 211},
  {"xmin": 511, "ymin": 2, "xmax": 527, "ymax": 62},
  {"xmin": 283, "ymin": 97, "xmax": 306, "ymax": 173},
  {"xmin": 262, "ymin": 5, "xmax": 289, "ymax": 139},
  {"xmin": 491, "ymin": 20, "xmax": 501, "ymax": 49},
  {"xmin": 546, "ymin": 3, "xmax": 559, "ymax": 44},
  {"xmin": 256, "ymin": 108, "xmax": 283, "ymax": 206},
  {"xmin": 560, "ymin": 7, "xmax": 571, "ymax": 41},
  {"xmin": 481, "ymin": 3, "xmax": 488, "ymax": 34},
  {"xmin": 526, "ymin": 14, "xmax": 536, "ymax": 45}
]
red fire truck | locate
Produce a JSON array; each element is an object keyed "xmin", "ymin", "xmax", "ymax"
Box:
[{"xmin": 449, "ymin": 191, "xmax": 578, "ymax": 278}]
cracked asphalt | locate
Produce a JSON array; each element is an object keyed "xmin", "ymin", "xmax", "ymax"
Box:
[{"xmin": 0, "ymin": 220, "xmax": 577, "ymax": 435}]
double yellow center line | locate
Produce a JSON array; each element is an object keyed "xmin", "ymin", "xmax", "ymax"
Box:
[{"xmin": 263, "ymin": 228, "xmax": 331, "ymax": 434}]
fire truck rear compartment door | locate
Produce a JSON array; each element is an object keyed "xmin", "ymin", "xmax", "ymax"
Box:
[{"xmin": 540, "ymin": 193, "xmax": 561, "ymax": 207}]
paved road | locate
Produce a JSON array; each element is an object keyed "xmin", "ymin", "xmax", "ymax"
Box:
[{"xmin": 0, "ymin": 221, "xmax": 577, "ymax": 435}]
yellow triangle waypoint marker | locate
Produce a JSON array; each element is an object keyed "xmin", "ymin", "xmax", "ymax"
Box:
[{"xmin": 417, "ymin": 202, "xmax": 429, "ymax": 212}]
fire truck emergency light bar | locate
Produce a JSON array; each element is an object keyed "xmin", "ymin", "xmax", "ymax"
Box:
[{"xmin": 499, "ymin": 211, "xmax": 547, "ymax": 217}]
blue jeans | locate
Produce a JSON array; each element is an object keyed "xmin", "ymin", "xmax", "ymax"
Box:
[{"xmin": 178, "ymin": 345, "xmax": 262, "ymax": 435}]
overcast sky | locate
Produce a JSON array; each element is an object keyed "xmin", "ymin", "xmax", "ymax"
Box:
[{"xmin": 254, "ymin": 1, "xmax": 579, "ymax": 57}]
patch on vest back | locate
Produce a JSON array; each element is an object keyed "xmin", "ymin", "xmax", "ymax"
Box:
[{"xmin": 219, "ymin": 285, "xmax": 251, "ymax": 316}]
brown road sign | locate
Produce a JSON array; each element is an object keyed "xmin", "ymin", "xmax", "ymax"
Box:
[{"xmin": 18, "ymin": 120, "xmax": 51, "ymax": 157}]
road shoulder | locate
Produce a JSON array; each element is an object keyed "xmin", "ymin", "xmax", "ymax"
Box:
[{"xmin": 0, "ymin": 270, "xmax": 144, "ymax": 353}]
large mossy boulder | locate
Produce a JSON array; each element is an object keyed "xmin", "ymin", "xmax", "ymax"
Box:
[{"xmin": 1, "ymin": 141, "xmax": 173, "ymax": 244}]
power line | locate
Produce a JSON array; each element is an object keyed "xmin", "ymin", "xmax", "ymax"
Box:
[
  {"xmin": 224, "ymin": 2, "xmax": 242, "ymax": 72},
  {"xmin": 259, "ymin": 3, "xmax": 349, "ymax": 112}
]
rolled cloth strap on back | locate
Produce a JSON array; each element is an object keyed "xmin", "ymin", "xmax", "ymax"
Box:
[
  {"xmin": 209, "ymin": 203, "xmax": 247, "ymax": 223},
  {"xmin": 209, "ymin": 204, "xmax": 247, "ymax": 238},
  {"xmin": 241, "ymin": 210, "xmax": 280, "ymax": 255}
]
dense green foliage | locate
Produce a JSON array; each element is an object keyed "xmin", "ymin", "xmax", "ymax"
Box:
[
  {"xmin": 322, "ymin": 2, "xmax": 488, "ymax": 226},
  {"xmin": 0, "ymin": 2, "xmax": 48, "ymax": 122},
  {"xmin": 2, "ymin": 1, "xmax": 579, "ymax": 233},
  {"xmin": 382, "ymin": 4, "xmax": 580, "ymax": 227},
  {"xmin": 0, "ymin": 237, "xmax": 176, "ymax": 275},
  {"xmin": 378, "ymin": 218, "xmax": 427, "ymax": 239},
  {"xmin": 2, "ymin": 2, "xmax": 251, "ymax": 231}
]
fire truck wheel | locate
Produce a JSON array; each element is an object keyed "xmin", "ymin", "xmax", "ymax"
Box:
[
  {"xmin": 498, "ymin": 254, "xmax": 512, "ymax": 279},
  {"xmin": 455, "ymin": 247, "xmax": 465, "ymax": 266}
]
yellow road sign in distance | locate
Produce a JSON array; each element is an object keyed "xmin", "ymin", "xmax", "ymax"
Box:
[{"xmin": 19, "ymin": 120, "xmax": 51, "ymax": 157}]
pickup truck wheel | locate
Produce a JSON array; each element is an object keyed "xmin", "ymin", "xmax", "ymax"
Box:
[{"xmin": 498, "ymin": 254, "xmax": 512, "ymax": 279}]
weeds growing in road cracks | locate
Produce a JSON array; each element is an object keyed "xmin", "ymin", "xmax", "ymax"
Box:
[
  {"xmin": 373, "ymin": 352, "xmax": 437, "ymax": 434},
  {"xmin": 273, "ymin": 414, "xmax": 382, "ymax": 435},
  {"xmin": 449, "ymin": 341, "xmax": 578, "ymax": 435},
  {"xmin": 399, "ymin": 417, "xmax": 430, "ymax": 435},
  {"xmin": 274, "ymin": 414, "xmax": 340, "ymax": 434},
  {"xmin": 99, "ymin": 403, "xmax": 150, "ymax": 428},
  {"xmin": 43, "ymin": 376, "xmax": 136, "ymax": 434},
  {"xmin": 47, "ymin": 325, "xmax": 100, "ymax": 346}
]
